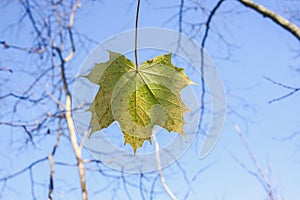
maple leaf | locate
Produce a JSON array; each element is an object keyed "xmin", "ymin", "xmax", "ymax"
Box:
[{"xmin": 84, "ymin": 51, "xmax": 194, "ymax": 154}]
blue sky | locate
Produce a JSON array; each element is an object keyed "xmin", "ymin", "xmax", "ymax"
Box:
[{"xmin": 1, "ymin": 0, "xmax": 300, "ymax": 199}]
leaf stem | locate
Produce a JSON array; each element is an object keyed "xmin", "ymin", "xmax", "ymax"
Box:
[{"xmin": 135, "ymin": 0, "xmax": 141, "ymax": 73}]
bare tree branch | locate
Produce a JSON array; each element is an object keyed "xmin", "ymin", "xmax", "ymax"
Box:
[
  {"xmin": 47, "ymin": 154, "xmax": 54, "ymax": 200},
  {"xmin": 53, "ymin": 42, "xmax": 88, "ymax": 200},
  {"xmin": 201, "ymin": 0, "xmax": 226, "ymax": 47},
  {"xmin": 237, "ymin": 0, "xmax": 300, "ymax": 41},
  {"xmin": 198, "ymin": 0, "xmax": 225, "ymax": 141},
  {"xmin": 152, "ymin": 133, "xmax": 177, "ymax": 200}
]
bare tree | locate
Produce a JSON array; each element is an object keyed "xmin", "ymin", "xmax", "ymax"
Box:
[
  {"xmin": 0, "ymin": 0, "xmax": 299, "ymax": 199},
  {"xmin": 0, "ymin": 1, "xmax": 203, "ymax": 199}
]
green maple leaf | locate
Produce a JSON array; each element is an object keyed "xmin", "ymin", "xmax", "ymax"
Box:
[{"xmin": 84, "ymin": 51, "xmax": 194, "ymax": 154}]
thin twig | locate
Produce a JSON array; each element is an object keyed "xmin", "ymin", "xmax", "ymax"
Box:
[
  {"xmin": 264, "ymin": 76, "xmax": 300, "ymax": 103},
  {"xmin": 0, "ymin": 158, "xmax": 48, "ymax": 182},
  {"xmin": 234, "ymin": 125, "xmax": 275, "ymax": 200},
  {"xmin": 0, "ymin": 67, "xmax": 13, "ymax": 73}
]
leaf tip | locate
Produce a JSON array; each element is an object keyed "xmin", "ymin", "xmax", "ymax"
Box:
[
  {"xmin": 81, "ymin": 73, "xmax": 90, "ymax": 81},
  {"xmin": 107, "ymin": 50, "xmax": 122, "ymax": 60},
  {"xmin": 188, "ymin": 80, "xmax": 197, "ymax": 85}
]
